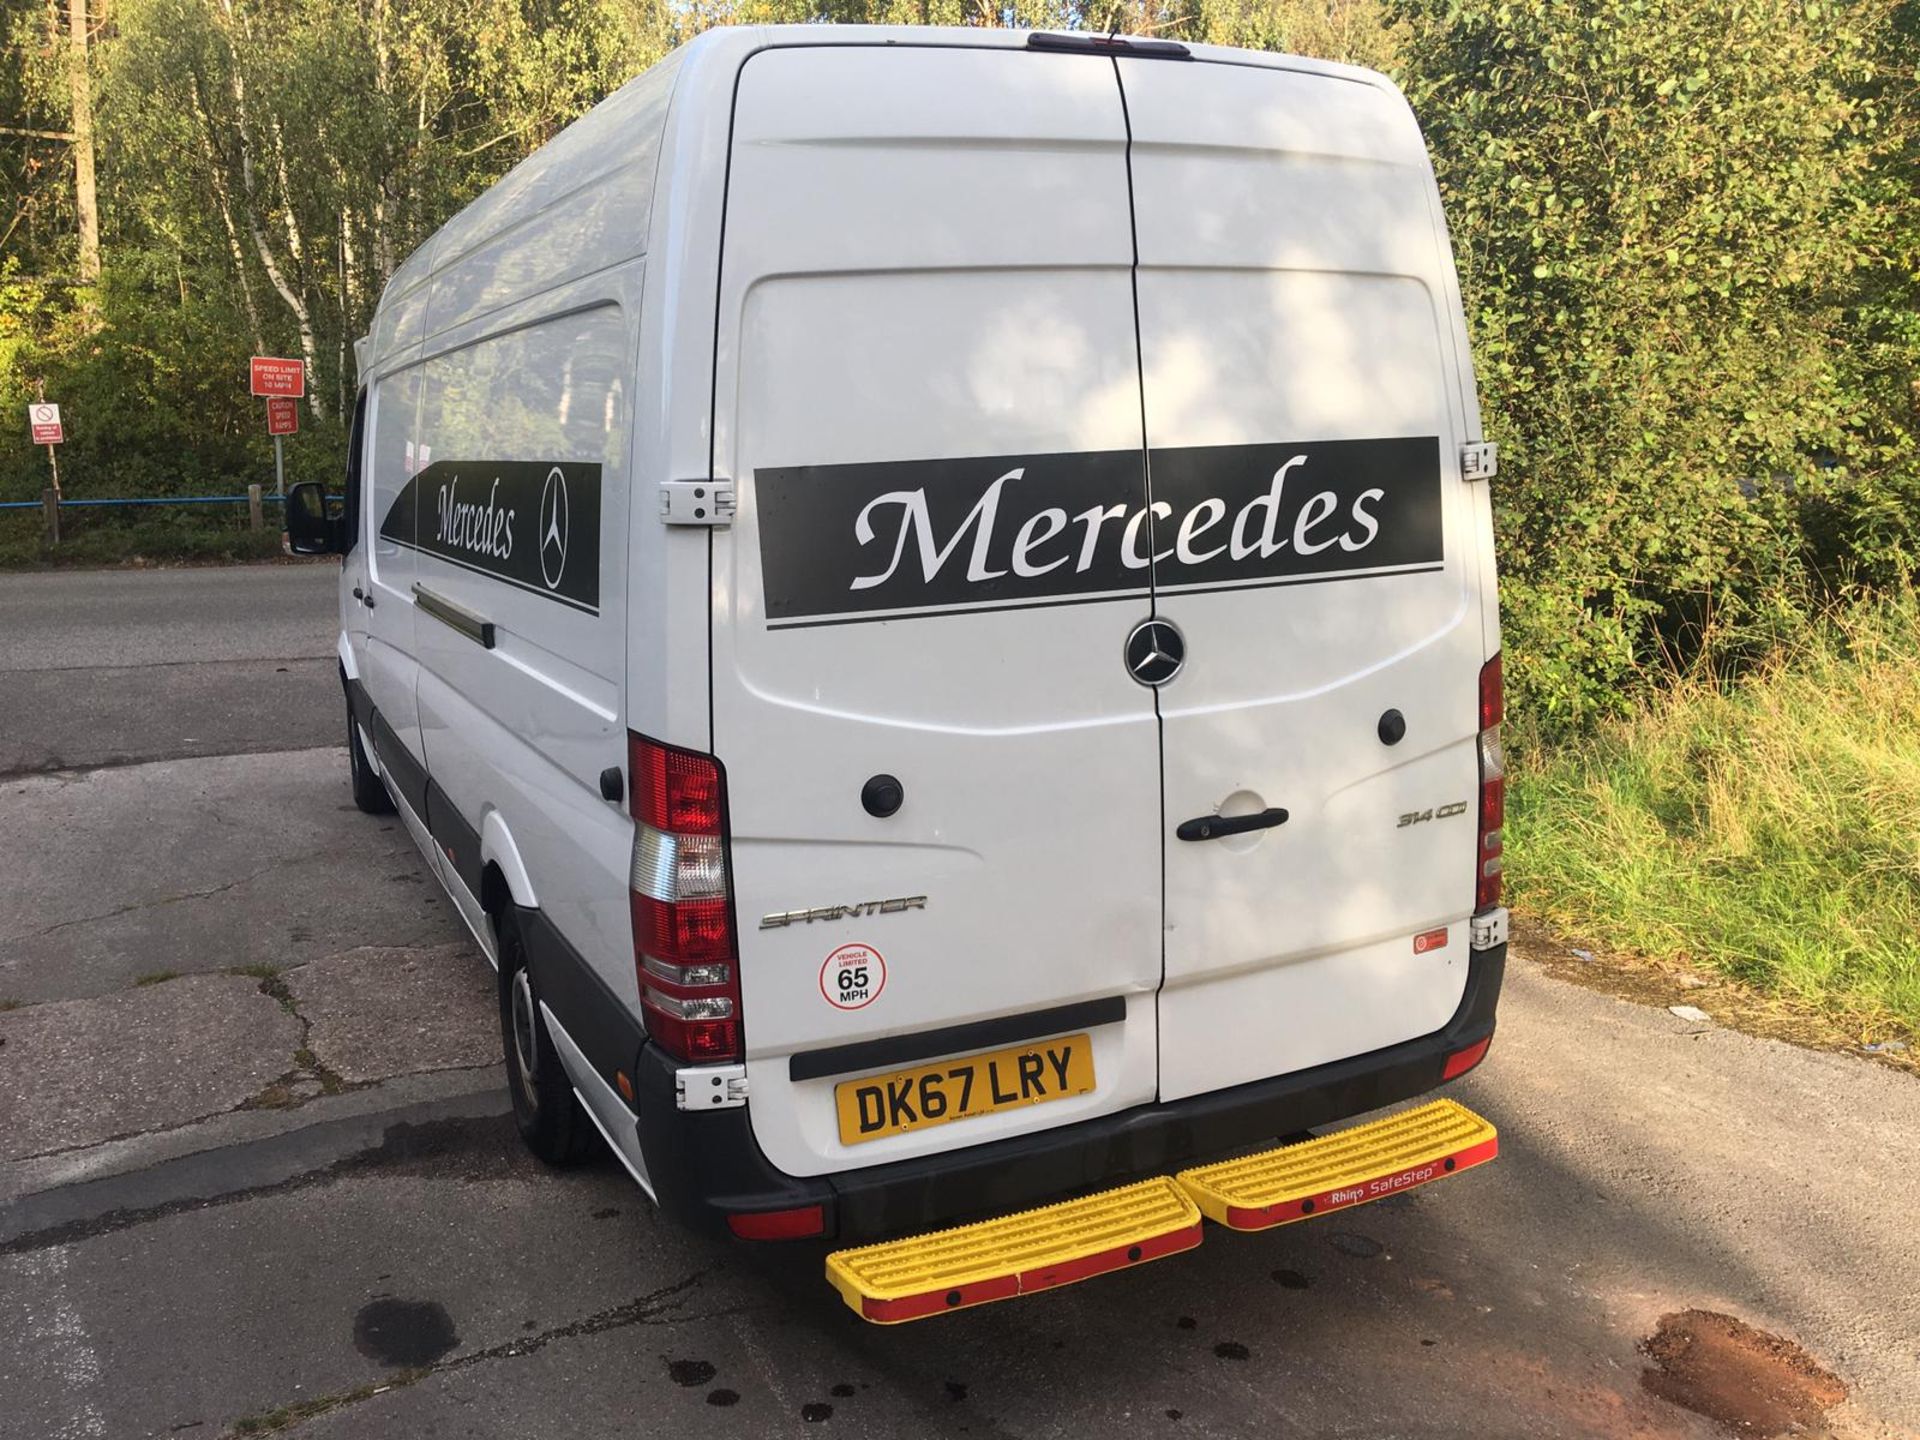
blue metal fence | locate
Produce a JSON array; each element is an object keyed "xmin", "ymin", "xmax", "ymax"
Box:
[{"xmin": 0, "ymin": 494, "xmax": 286, "ymax": 511}]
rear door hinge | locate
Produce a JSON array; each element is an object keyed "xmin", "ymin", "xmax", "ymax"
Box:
[
  {"xmin": 659, "ymin": 478, "xmax": 734, "ymax": 526},
  {"xmin": 1460, "ymin": 442, "xmax": 1498, "ymax": 482},
  {"xmin": 675, "ymin": 1063, "xmax": 748, "ymax": 1110},
  {"xmin": 1470, "ymin": 907, "xmax": 1509, "ymax": 951}
]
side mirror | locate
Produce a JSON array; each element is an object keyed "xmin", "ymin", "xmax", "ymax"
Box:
[{"xmin": 286, "ymin": 481, "xmax": 344, "ymax": 555}]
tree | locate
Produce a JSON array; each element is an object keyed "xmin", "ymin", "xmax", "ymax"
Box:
[
  {"xmin": 1392, "ymin": 0, "xmax": 1915, "ymax": 725},
  {"xmin": 66, "ymin": 0, "xmax": 96, "ymax": 281}
]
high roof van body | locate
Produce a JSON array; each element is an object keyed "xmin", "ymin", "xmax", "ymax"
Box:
[{"xmin": 293, "ymin": 23, "xmax": 1509, "ymax": 1289}]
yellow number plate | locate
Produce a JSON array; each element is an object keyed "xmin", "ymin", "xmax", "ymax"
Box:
[{"xmin": 836, "ymin": 1034, "xmax": 1096, "ymax": 1146}]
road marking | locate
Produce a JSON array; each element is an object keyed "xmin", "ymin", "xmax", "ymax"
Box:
[{"xmin": 17, "ymin": 1244, "xmax": 107, "ymax": 1437}]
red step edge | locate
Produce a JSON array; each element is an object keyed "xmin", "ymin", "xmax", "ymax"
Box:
[
  {"xmin": 1222, "ymin": 1135, "xmax": 1500, "ymax": 1232},
  {"xmin": 860, "ymin": 1220, "xmax": 1204, "ymax": 1324}
]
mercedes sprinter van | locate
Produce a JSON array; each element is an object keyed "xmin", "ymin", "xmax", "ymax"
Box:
[{"xmin": 288, "ymin": 23, "xmax": 1510, "ymax": 1322}]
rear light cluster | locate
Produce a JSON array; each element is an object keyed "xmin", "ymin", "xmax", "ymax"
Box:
[
  {"xmin": 630, "ymin": 732, "xmax": 742, "ymax": 1064},
  {"xmin": 1476, "ymin": 654, "xmax": 1505, "ymax": 912}
]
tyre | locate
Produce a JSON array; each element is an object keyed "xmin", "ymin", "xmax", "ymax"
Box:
[
  {"xmin": 497, "ymin": 908, "xmax": 594, "ymax": 1165},
  {"xmin": 344, "ymin": 688, "xmax": 395, "ymax": 815}
]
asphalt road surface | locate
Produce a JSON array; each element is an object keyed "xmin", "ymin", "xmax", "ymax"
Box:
[
  {"xmin": 2, "ymin": 565, "xmax": 1917, "ymax": 1440},
  {"xmin": 0, "ymin": 564, "xmax": 341, "ymax": 776}
]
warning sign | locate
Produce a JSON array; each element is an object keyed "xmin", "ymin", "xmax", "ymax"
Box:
[
  {"xmin": 820, "ymin": 943, "xmax": 886, "ymax": 1011},
  {"xmin": 250, "ymin": 356, "xmax": 305, "ymax": 397},
  {"xmin": 28, "ymin": 403, "xmax": 62, "ymax": 445},
  {"xmin": 266, "ymin": 396, "xmax": 299, "ymax": 436}
]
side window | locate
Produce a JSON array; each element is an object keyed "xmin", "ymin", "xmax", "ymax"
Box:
[
  {"xmin": 366, "ymin": 367, "xmax": 423, "ymax": 594},
  {"xmin": 343, "ymin": 388, "xmax": 367, "ymax": 558},
  {"xmin": 412, "ymin": 306, "xmax": 625, "ymax": 615}
]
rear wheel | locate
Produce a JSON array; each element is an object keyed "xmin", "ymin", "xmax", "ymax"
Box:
[
  {"xmin": 344, "ymin": 689, "xmax": 394, "ymax": 815},
  {"xmin": 497, "ymin": 908, "xmax": 593, "ymax": 1165}
]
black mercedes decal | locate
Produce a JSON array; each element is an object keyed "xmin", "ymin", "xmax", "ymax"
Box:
[
  {"xmin": 755, "ymin": 437, "xmax": 1444, "ymax": 627},
  {"xmin": 379, "ymin": 460, "xmax": 601, "ymax": 614}
]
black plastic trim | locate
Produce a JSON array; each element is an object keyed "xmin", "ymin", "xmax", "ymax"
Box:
[
  {"xmin": 368, "ymin": 707, "xmax": 428, "ymax": 818},
  {"xmin": 640, "ymin": 944, "xmax": 1506, "ymax": 1241},
  {"xmin": 788, "ymin": 996, "xmax": 1129, "ymax": 1083},
  {"xmin": 426, "ymin": 778, "xmax": 483, "ymax": 897},
  {"xmin": 344, "ymin": 674, "xmax": 376, "ymax": 732},
  {"xmin": 516, "ymin": 904, "xmax": 645, "ymax": 1112}
]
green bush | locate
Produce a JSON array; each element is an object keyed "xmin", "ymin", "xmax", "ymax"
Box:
[{"xmin": 1395, "ymin": 0, "xmax": 1920, "ymax": 730}]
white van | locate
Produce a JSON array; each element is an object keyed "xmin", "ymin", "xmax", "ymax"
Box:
[{"xmin": 288, "ymin": 23, "xmax": 1509, "ymax": 1321}]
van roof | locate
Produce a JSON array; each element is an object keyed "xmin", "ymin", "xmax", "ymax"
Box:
[{"xmin": 361, "ymin": 25, "xmax": 1402, "ymax": 377}]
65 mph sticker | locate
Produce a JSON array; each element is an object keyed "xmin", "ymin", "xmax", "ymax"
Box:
[{"xmin": 821, "ymin": 943, "xmax": 886, "ymax": 1010}]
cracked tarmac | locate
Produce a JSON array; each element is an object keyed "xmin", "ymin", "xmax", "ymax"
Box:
[{"xmin": 3, "ymin": 566, "xmax": 1919, "ymax": 1439}]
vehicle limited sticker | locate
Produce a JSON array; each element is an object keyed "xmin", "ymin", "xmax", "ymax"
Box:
[
  {"xmin": 820, "ymin": 942, "xmax": 886, "ymax": 1011},
  {"xmin": 378, "ymin": 459, "xmax": 602, "ymax": 613},
  {"xmin": 755, "ymin": 436, "xmax": 1444, "ymax": 627}
]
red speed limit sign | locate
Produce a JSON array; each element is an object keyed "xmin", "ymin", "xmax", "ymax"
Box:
[
  {"xmin": 266, "ymin": 396, "xmax": 299, "ymax": 436},
  {"xmin": 28, "ymin": 403, "xmax": 63, "ymax": 445},
  {"xmin": 250, "ymin": 356, "xmax": 304, "ymax": 397}
]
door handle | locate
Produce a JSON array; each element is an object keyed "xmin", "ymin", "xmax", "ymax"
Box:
[
  {"xmin": 1176, "ymin": 808, "xmax": 1288, "ymax": 842},
  {"xmin": 413, "ymin": 583, "xmax": 494, "ymax": 649}
]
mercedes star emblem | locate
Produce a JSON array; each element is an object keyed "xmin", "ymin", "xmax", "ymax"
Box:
[
  {"xmin": 1125, "ymin": 617, "xmax": 1185, "ymax": 687},
  {"xmin": 538, "ymin": 466, "xmax": 569, "ymax": 591}
]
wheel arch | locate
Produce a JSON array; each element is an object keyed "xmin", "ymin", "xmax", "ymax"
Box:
[{"xmin": 480, "ymin": 809, "xmax": 538, "ymax": 914}]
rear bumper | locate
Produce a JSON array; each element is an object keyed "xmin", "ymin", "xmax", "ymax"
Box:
[{"xmin": 636, "ymin": 943, "xmax": 1505, "ymax": 1243}]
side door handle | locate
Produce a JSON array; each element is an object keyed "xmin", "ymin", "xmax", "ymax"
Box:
[
  {"xmin": 1176, "ymin": 808, "xmax": 1288, "ymax": 842},
  {"xmin": 413, "ymin": 584, "xmax": 494, "ymax": 649}
]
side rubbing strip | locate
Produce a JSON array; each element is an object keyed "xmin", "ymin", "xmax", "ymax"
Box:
[
  {"xmin": 345, "ymin": 676, "xmax": 376, "ymax": 731},
  {"xmin": 425, "ymin": 779, "xmax": 483, "ymax": 898},
  {"xmin": 369, "ymin": 710, "xmax": 428, "ymax": 818},
  {"xmin": 517, "ymin": 905, "xmax": 645, "ymax": 1111},
  {"xmin": 788, "ymin": 996, "xmax": 1128, "ymax": 1083}
]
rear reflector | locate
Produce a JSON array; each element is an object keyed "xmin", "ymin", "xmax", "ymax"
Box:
[
  {"xmin": 728, "ymin": 1205, "xmax": 826, "ymax": 1241},
  {"xmin": 1442, "ymin": 1036, "xmax": 1492, "ymax": 1081}
]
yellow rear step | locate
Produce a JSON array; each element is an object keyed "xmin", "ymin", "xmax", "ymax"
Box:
[
  {"xmin": 1176, "ymin": 1099, "xmax": 1498, "ymax": 1232},
  {"xmin": 826, "ymin": 1176, "xmax": 1203, "ymax": 1324}
]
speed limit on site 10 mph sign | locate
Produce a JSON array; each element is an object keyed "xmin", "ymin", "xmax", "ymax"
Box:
[
  {"xmin": 28, "ymin": 403, "xmax": 63, "ymax": 445},
  {"xmin": 250, "ymin": 356, "xmax": 305, "ymax": 397}
]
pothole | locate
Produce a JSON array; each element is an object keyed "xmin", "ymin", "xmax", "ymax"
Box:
[
  {"xmin": 1640, "ymin": 1310, "xmax": 1846, "ymax": 1435},
  {"xmin": 351, "ymin": 1297, "xmax": 460, "ymax": 1368}
]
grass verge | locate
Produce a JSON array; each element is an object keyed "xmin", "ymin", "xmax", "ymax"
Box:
[
  {"xmin": 1508, "ymin": 593, "xmax": 1920, "ymax": 1038},
  {"xmin": 0, "ymin": 507, "xmax": 286, "ymax": 569}
]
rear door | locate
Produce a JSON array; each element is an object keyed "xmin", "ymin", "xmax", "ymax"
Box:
[
  {"xmin": 709, "ymin": 43, "xmax": 1161, "ymax": 1179},
  {"xmin": 1118, "ymin": 57, "xmax": 1490, "ymax": 1100}
]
